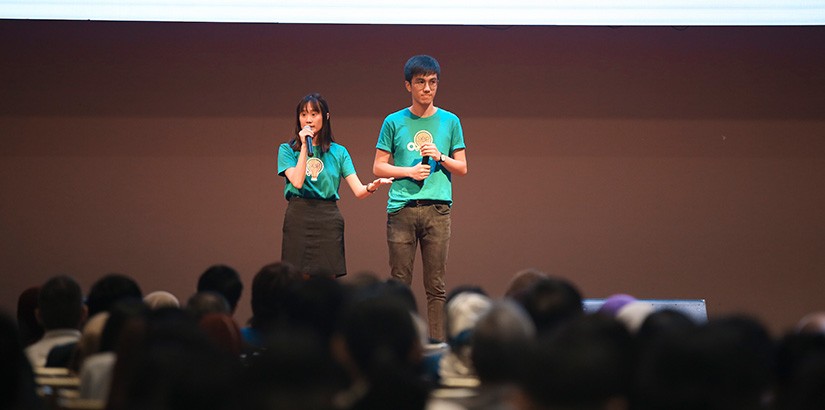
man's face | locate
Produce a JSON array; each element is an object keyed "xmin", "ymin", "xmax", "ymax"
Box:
[{"xmin": 406, "ymin": 73, "xmax": 439, "ymax": 106}]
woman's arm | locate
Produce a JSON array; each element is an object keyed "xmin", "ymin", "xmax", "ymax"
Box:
[
  {"xmin": 344, "ymin": 173, "xmax": 394, "ymax": 199},
  {"xmin": 282, "ymin": 129, "xmax": 312, "ymax": 189}
]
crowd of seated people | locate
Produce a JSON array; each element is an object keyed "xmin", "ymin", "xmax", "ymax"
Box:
[{"xmin": 3, "ymin": 264, "xmax": 825, "ymax": 410}]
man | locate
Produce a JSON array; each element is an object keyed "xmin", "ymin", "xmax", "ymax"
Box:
[
  {"xmin": 25, "ymin": 275, "xmax": 87, "ymax": 368},
  {"xmin": 373, "ymin": 54, "xmax": 468, "ymax": 341},
  {"xmin": 197, "ymin": 264, "xmax": 243, "ymax": 314}
]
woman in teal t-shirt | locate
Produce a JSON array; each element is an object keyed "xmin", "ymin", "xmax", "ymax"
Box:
[{"xmin": 277, "ymin": 93, "xmax": 392, "ymax": 277}]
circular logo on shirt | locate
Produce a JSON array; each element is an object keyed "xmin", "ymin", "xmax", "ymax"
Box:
[
  {"xmin": 407, "ymin": 130, "xmax": 434, "ymax": 152},
  {"xmin": 306, "ymin": 157, "xmax": 324, "ymax": 181}
]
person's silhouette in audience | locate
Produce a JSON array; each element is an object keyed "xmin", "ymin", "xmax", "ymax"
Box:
[
  {"xmin": 25, "ymin": 275, "xmax": 87, "ymax": 368},
  {"xmin": 197, "ymin": 264, "xmax": 244, "ymax": 315}
]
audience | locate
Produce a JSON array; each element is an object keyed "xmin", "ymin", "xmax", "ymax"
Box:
[
  {"xmin": 243, "ymin": 261, "xmax": 302, "ymax": 348},
  {"xmin": 86, "ymin": 273, "xmax": 143, "ymax": 318},
  {"xmin": 197, "ymin": 264, "xmax": 244, "ymax": 314},
  {"xmin": 511, "ymin": 276, "xmax": 584, "ymax": 336},
  {"xmin": 503, "ymin": 268, "xmax": 547, "ymax": 300},
  {"xmin": 517, "ymin": 314, "xmax": 635, "ymax": 410},
  {"xmin": 185, "ymin": 290, "xmax": 231, "ymax": 320},
  {"xmin": 332, "ymin": 291, "xmax": 430, "ymax": 410},
  {"xmin": 25, "ymin": 275, "xmax": 87, "ymax": 368},
  {"xmin": 142, "ymin": 290, "xmax": 180, "ymax": 310},
  {"xmin": 450, "ymin": 299, "xmax": 535, "ymax": 410},
  {"xmin": 0, "ymin": 311, "xmax": 44, "ymax": 410},
  {"xmin": 435, "ymin": 287, "xmax": 492, "ymax": 386},
  {"xmin": 7, "ymin": 265, "xmax": 825, "ymax": 410},
  {"xmin": 16, "ymin": 286, "xmax": 44, "ymax": 347},
  {"xmin": 79, "ymin": 299, "xmax": 149, "ymax": 401}
]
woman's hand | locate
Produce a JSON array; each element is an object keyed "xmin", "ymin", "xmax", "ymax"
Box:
[{"xmin": 367, "ymin": 177, "xmax": 394, "ymax": 192}]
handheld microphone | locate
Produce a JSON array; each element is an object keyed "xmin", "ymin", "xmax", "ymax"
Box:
[{"xmin": 306, "ymin": 136, "xmax": 314, "ymax": 157}]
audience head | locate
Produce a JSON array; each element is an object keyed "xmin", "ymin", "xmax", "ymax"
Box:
[
  {"xmin": 197, "ymin": 264, "xmax": 243, "ymax": 313},
  {"xmin": 504, "ymin": 268, "xmax": 548, "ymax": 299},
  {"xmin": 796, "ymin": 311, "xmax": 825, "ymax": 335},
  {"xmin": 241, "ymin": 328, "xmax": 342, "ymax": 410},
  {"xmin": 336, "ymin": 294, "xmax": 422, "ymax": 377},
  {"xmin": 86, "ymin": 273, "xmax": 143, "ymax": 318},
  {"xmin": 615, "ymin": 300, "xmax": 655, "ymax": 334},
  {"xmin": 597, "ymin": 294, "xmax": 637, "ymax": 317},
  {"xmin": 515, "ymin": 276, "xmax": 584, "ymax": 336},
  {"xmin": 445, "ymin": 289, "xmax": 492, "ymax": 352},
  {"xmin": 73, "ymin": 311, "xmax": 110, "ymax": 371},
  {"xmin": 111, "ymin": 307, "xmax": 243, "ymax": 410},
  {"xmin": 143, "ymin": 291, "xmax": 180, "ymax": 310},
  {"xmin": 0, "ymin": 311, "xmax": 41, "ymax": 410},
  {"xmin": 774, "ymin": 331, "xmax": 825, "ymax": 410},
  {"xmin": 636, "ymin": 308, "xmax": 697, "ymax": 349},
  {"xmin": 186, "ymin": 291, "xmax": 231, "ymax": 321},
  {"xmin": 16, "ymin": 286, "xmax": 43, "ymax": 347},
  {"xmin": 250, "ymin": 261, "xmax": 302, "ymax": 332},
  {"xmin": 100, "ymin": 298, "xmax": 150, "ymax": 353},
  {"xmin": 281, "ymin": 276, "xmax": 345, "ymax": 343},
  {"xmin": 518, "ymin": 314, "xmax": 634, "ymax": 410},
  {"xmin": 37, "ymin": 274, "xmax": 86, "ymax": 331},
  {"xmin": 199, "ymin": 313, "xmax": 243, "ymax": 356},
  {"xmin": 333, "ymin": 294, "xmax": 428, "ymax": 410},
  {"xmin": 471, "ymin": 299, "xmax": 535, "ymax": 384},
  {"xmin": 635, "ymin": 315, "xmax": 774, "ymax": 410}
]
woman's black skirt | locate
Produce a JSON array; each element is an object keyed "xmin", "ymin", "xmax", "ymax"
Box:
[{"xmin": 281, "ymin": 197, "xmax": 346, "ymax": 277}]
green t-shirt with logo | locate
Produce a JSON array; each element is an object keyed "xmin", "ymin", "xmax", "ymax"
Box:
[
  {"xmin": 278, "ymin": 142, "xmax": 356, "ymax": 200},
  {"xmin": 376, "ymin": 108, "xmax": 465, "ymax": 213}
]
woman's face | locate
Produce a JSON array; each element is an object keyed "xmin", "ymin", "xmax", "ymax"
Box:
[{"xmin": 299, "ymin": 103, "xmax": 324, "ymax": 134}]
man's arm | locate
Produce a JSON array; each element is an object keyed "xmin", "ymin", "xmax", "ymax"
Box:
[
  {"xmin": 440, "ymin": 148, "xmax": 468, "ymax": 176},
  {"xmin": 419, "ymin": 144, "xmax": 468, "ymax": 176},
  {"xmin": 373, "ymin": 149, "xmax": 431, "ymax": 181}
]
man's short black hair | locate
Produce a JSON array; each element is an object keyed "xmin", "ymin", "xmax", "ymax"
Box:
[
  {"xmin": 404, "ymin": 55, "xmax": 441, "ymax": 82},
  {"xmin": 197, "ymin": 264, "xmax": 243, "ymax": 313},
  {"xmin": 38, "ymin": 275, "xmax": 84, "ymax": 330}
]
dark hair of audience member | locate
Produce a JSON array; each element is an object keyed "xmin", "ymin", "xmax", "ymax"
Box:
[
  {"xmin": 249, "ymin": 261, "xmax": 302, "ymax": 333},
  {"xmin": 197, "ymin": 264, "xmax": 243, "ymax": 313},
  {"xmin": 38, "ymin": 274, "xmax": 86, "ymax": 330},
  {"xmin": 241, "ymin": 328, "xmax": 344, "ymax": 410},
  {"xmin": 86, "ymin": 273, "xmax": 143, "ymax": 318},
  {"xmin": 635, "ymin": 308, "xmax": 697, "ymax": 350},
  {"xmin": 198, "ymin": 313, "xmax": 243, "ymax": 357},
  {"xmin": 635, "ymin": 314, "xmax": 774, "ymax": 410},
  {"xmin": 334, "ymin": 294, "xmax": 430, "ymax": 410},
  {"xmin": 186, "ymin": 290, "xmax": 231, "ymax": 321},
  {"xmin": 99, "ymin": 299, "xmax": 150, "ymax": 353},
  {"xmin": 108, "ymin": 307, "xmax": 243, "ymax": 410},
  {"xmin": 16, "ymin": 286, "xmax": 44, "ymax": 347},
  {"xmin": 520, "ymin": 314, "xmax": 635, "ymax": 410},
  {"xmin": 0, "ymin": 311, "xmax": 44, "ymax": 410},
  {"xmin": 773, "ymin": 331, "xmax": 825, "ymax": 410},
  {"xmin": 471, "ymin": 299, "xmax": 535, "ymax": 384},
  {"xmin": 382, "ymin": 278, "xmax": 420, "ymax": 313},
  {"xmin": 503, "ymin": 268, "xmax": 548, "ymax": 299},
  {"xmin": 281, "ymin": 276, "xmax": 346, "ymax": 344},
  {"xmin": 514, "ymin": 276, "xmax": 584, "ymax": 336}
]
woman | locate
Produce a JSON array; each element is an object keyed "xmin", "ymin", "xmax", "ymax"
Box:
[{"xmin": 278, "ymin": 93, "xmax": 392, "ymax": 278}]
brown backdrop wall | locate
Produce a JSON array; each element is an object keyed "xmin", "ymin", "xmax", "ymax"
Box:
[{"xmin": 2, "ymin": 21, "xmax": 824, "ymax": 335}]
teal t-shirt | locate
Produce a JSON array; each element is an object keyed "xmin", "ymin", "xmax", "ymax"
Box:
[
  {"xmin": 277, "ymin": 142, "xmax": 356, "ymax": 200},
  {"xmin": 376, "ymin": 108, "xmax": 466, "ymax": 213}
]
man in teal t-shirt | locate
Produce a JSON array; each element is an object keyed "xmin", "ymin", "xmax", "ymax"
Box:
[{"xmin": 373, "ymin": 55, "xmax": 468, "ymax": 342}]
